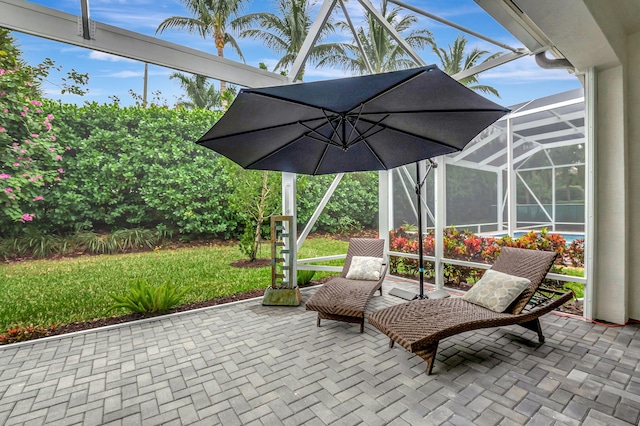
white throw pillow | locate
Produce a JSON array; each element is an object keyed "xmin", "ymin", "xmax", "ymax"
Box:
[
  {"xmin": 463, "ymin": 269, "xmax": 531, "ymax": 312},
  {"xmin": 345, "ymin": 256, "xmax": 383, "ymax": 281}
]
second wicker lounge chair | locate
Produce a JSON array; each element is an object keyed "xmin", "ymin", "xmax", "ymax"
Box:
[
  {"xmin": 367, "ymin": 247, "xmax": 573, "ymax": 374},
  {"xmin": 305, "ymin": 238, "xmax": 387, "ymax": 333}
]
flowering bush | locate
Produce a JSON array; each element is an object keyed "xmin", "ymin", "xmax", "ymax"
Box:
[
  {"xmin": 0, "ymin": 30, "xmax": 79, "ymax": 230},
  {"xmin": 0, "ymin": 88, "xmax": 65, "ymax": 224},
  {"xmin": 388, "ymin": 226, "xmax": 584, "ymax": 284}
]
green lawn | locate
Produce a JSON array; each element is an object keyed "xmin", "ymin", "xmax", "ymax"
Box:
[{"xmin": 0, "ymin": 238, "xmax": 348, "ymax": 333}]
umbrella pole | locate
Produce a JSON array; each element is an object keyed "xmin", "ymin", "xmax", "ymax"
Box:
[
  {"xmin": 389, "ymin": 160, "xmax": 449, "ymax": 301},
  {"xmin": 416, "ymin": 163, "xmax": 425, "ymax": 299}
]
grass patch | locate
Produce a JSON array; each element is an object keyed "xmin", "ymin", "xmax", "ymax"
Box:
[{"xmin": 0, "ymin": 237, "xmax": 349, "ymax": 333}]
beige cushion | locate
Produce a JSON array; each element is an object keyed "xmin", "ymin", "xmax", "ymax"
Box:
[
  {"xmin": 463, "ymin": 269, "xmax": 531, "ymax": 312},
  {"xmin": 346, "ymin": 256, "xmax": 383, "ymax": 281}
]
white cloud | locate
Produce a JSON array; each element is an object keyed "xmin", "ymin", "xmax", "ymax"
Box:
[
  {"xmin": 303, "ymin": 66, "xmax": 354, "ymax": 80},
  {"xmin": 99, "ymin": 68, "xmax": 171, "ymax": 79},
  {"xmin": 89, "ymin": 51, "xmax": 136, "ymax": 62},
  {"xmin": 105, "ymin": 70, "xmax": 143, "ymax": 78}
]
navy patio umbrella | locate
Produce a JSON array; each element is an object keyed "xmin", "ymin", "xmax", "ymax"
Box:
[{"xmin": 197, "ymin": 65, "xmax": 509, "ymax": 298}]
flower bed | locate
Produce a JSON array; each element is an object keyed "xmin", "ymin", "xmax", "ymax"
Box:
[{"xmin": 388, "ymin": 226, "xmax": 585, "ymax": 287}]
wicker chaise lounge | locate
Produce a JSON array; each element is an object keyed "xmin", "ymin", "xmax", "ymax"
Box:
[
  {"xmin": 306, "ymin": 238, "xmax": 387, "ymax": 333},
  {"xmin": 367, "ymin": 247, "xmax": 574, "ymax": 374}
]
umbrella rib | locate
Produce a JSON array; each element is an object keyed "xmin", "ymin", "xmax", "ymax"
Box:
[
  {"xmin": 345, "ymin": 104, "xmax": 365, "ymax": 145},
  {"xmin": 345, "ymin": 113, "xmax": 390, "ymax": 147},
  {"xmin": 321, "ymin": 109, "xmax": 345, "ymax": 146},
  {"xmin": 298, "ymin": 120, "xmax": 344, "ymax": 148},
  {"xmin": 313, "ymin": 144, "xmax": 331, "ymax": 175},
  {"xmin": 350, "ymin": 125, "xmax": 387, "ymax": 169},
  {"xmin": 353, "ymin": 68, "xmax": 429, "ymax": 106},
  {"xmin": 356, "ymin": 116, "xmax": 462, "ymax": 152},
  {"xmin": 244, "ymin": 117, "xmax": 342, "ymax": 170}
]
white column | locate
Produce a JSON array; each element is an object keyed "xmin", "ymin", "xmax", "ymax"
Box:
[
  {"xmin": 584, "ymin": 68, "xmax": 596, "ymax": 320},
  {"xmin": 507, "ymin": 117, "xmax": 516, "ymax": 235},
  {"xmin": 435, "ymin": 157, "xmax": 446, "ymax": 289},
  {"xmin": 378, "ymin": 170, "xmax": 391, "ymax": 253},
  {"xmin": 282, "ymin": 172, "xmax": 297, "ymax": 288}
]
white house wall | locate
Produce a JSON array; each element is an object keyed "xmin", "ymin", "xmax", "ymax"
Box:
[
  {"xmin": 627, "ymin": 30, "xmax": 640, "ymax": 320},
  {"xmin": 594, "ymin": 66, "xmax": 628, "ymax": 324}
]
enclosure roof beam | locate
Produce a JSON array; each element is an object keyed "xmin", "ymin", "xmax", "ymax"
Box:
[
  {"xmin": 0, "ymin": 0, "xmax": 291, "ymax": 88},
  {"xmin": 388, "ymin": 0, "xmax": 521, "ymax": 53}
]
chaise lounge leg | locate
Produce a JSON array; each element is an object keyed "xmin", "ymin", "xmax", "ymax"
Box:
[
  {"xmin": 389, "ymin": 338, "xmax": 394, "ymax": 348},
  {"xmin": 415, "ymin": 342, "xmax": 439, "ymax": 375},
  {"xmin": 360, "ymin": 321, "xmax": 364, "ymax": 333},
  {"xmin": 317, "ymin": 315, "xmax": 321, "ymax": 328},
  {"xmin": 521, "ymin": 319, "xmax": 545, "ymax": 343}
]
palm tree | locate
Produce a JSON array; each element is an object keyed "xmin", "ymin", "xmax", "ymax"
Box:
[
  {"xmin": 432, "ymin": 35, "xmax": 502, "ymax": 97},
  {"xmin": 315, "ymin": 0, "xmax": 433, "ymax": 74},
  {"xmin": 233, "ymin": 0, "xmax": 341, "ymax": 79},
  {"xmin": 156, "ymin": 0, "xmax": 246, "ymax": 94},
  {"xmin": 170, "ymin": 72, "xmax": 225, "ymax": 109}
]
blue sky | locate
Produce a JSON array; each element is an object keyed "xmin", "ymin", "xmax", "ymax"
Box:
[{"xmin": 14, "ymin": 0, "xmax": 581, "ymax": 108}]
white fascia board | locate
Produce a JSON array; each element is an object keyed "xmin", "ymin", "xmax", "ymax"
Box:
[{"xmin": 0, "ymin": 0, "xmax": 291, "ymax": 88}]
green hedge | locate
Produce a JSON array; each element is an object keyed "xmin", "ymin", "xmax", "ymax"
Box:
[{"xmin": 3, "ymin": 101, "xmax": 378, "ymax": 238}]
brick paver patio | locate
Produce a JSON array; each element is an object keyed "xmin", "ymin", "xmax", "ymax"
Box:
[{"xmin": 1, "ymin": 276, "xmax": 639, "ymax": 425}]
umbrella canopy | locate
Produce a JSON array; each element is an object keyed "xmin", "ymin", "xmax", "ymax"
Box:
[{"xmin": 196, "ymin": 65, "xmax": 509, "ymax": 175}]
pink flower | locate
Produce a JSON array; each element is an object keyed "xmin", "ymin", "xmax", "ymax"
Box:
[
  {"xmin": 55, "ymin": 155, "xmax": 62, "ymax": 161},
  {"xmin": 29, "ymin": 177, "xmax": 37, "ymax": 182},
  {"xmin": 36, "ymin": 109, "xmax": 42, "ymax": 114},
  {"xmin": 32, "ymin": 196, "xmax": 43, "ymax": 201},
  {"xmin": 0, "ymin": 69, "xmax": 4, "ymax": 75},
  {"xmin": 0, "ymin": 173, "xmax": 10, "ymax": 179},
  {"xmin": 12, "ymin": 163, "xmax": 20, "ymax": 167},
  {"xmin": 0, "ymin": 126, "xmax": 5, "ymax": 132},
  {"xmin": 47, "ymin": 114, "xmax": 54, "ymax": 120},
  {"xmin": 25, "ymin": 82, "xmax": 33, "ymax": 87},
  {"xmin": 20, "ymin": 111, "xmax": 26, "ymax": 117},
  {"xmin": 24, "ymin": 139, "xmax": 31, "ymax": 144},
  {"xmin": 31, "ymin": 133, "xmax": 39, "ymax": 138},
  {"xmin": 23, "ymin": 106, "xmax": 29, "ymax": 111},
  {"xmin": 21, "ymin": 213, "xmax": 34, "ymax": 222},
  {"xmin": 65, "ymin": 146, "xmax": 70, "ymax": 150},
  {"xmin": 20, "ymin": 149, "xmax": 26, "ymax": 153},
  {"xmin": 3, "ymin": 109, "xmax": 8, "ymax": 113},
  {"xmin": 17, "ymin": 156, "xmax": 22, "ymax": 160},
  {"xmin": 55, "ymin": 177, "xmax": 61, "ymax": 182},
  {"xmin": 21, "ymin": 173, "xmax": 28, "ymax": 177},
  {"xmin": 4, "ymin": 187, "xmax": 12, "ymax": 193},
  {"xmin": 51, "ymin": 135, "xmax": 57, "ymax": 141},
  {"xmin": 58, "ymin": 168, "xmax": 64, "ymax": 173},
  {"xmin": 36, "ymin": 175, "xmax": 42, "ymax": 179},
  {"xmin": 30, "ymin": 100, "xmax": 42, "ymax": 106},
  {"xmin": 49, "ymin": 147, "xmax": 55, "ymax": 152}
]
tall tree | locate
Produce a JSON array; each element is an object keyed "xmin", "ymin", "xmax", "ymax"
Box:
[
  {"xmin": 233, "ymin": 0, "xmax": 341, "ymax": 79},
  {"xmin": 156, "ymin": 0, "xmax": 246, "ymax": 94},
  {"xmin": 432, "ymin": 35, "xmax": 501, "ymax": 97},
  {"xmin": 315, "ymin": 0, "xmax": 433, "ymax": 74},
  {"xmin": 170, "ymin": 72, "xmax": 233, "ymax": 110}
]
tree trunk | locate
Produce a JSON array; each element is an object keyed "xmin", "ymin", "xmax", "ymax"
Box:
[
  {"xmin": 252, "ymin": 171, "xmax": 271, "ymax": 260},
  {"xmin": 215, "ymin": 39, "xmax": 227, "ymax": 107}
]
